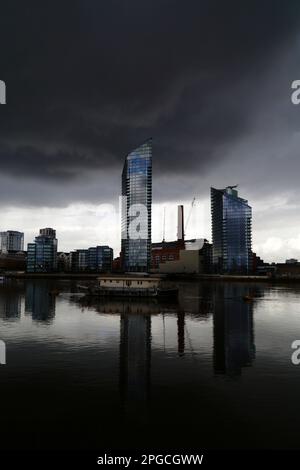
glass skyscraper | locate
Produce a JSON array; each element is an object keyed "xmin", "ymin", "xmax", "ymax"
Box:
[
  {"xmin": 121, "ymin": 140, "xmax": 152, "ymax": 272},
  {"xmin": 211, "ymin": 186, "xmax": 252, "ymax": 274}
]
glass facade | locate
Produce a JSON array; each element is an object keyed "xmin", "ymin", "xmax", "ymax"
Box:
[
  {"xmin": 88, "ymin": 246, "xmax": 113, "ymax": 272},
  {"xmin": 0, "ymin": 231, "xmax": 24, "ymax": 253},
  {"xmin": 71, "ymin": 246, "xmax": 113, "ymax": 272},
  {"xmin": 95, "ymin": 246, "xmax": 113, "ymax": 272},
  {"xmin": 26, "ymin": 228, "xmax": 58, "ymax": 273},
  {"xmin": 211, "ymin": 187, "xmax": 252, "ymax": 274},
  {"xmin": 122, "ymin": 140, "xmax": 152, "ymax": 272},
  {"xmin": 26, "ymin": 243, "xmax": 37, "ymax": 273},
  {"xmin": 71, "ymin": 249, "xmax": 89, "ymax": 272}
]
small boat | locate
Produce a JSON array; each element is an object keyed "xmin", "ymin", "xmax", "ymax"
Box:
[{"xmin": 87, "ymin": 275, "xmax": 178, "ymax": 299}]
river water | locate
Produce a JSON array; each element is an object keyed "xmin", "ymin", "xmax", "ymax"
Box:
[{"xmin": 0, "ymin": 279, "xmax": 299, "ymax": 450}]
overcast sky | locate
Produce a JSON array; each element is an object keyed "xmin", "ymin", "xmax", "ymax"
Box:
[{"xmin": 1, "ymin": 1, "xmax": 300, "ymax": 261}]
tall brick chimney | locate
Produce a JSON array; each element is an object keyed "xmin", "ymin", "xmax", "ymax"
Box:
[{"xmin": 177, "ymin": 205, "xmax": 184, "ymax": 241}]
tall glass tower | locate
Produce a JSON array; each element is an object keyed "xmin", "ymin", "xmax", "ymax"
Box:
[
  {"xmin": 211, "ymin": 186, "xmax": 252, "ymax": 274},
  {"xmin": 121, "ymin": 140, "xmax": 152, "ymax": 272}
]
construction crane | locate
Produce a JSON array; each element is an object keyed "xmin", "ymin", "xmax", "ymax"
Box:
[{"xmin": 184, "ymin": 197, "xmax": 196, "ymax": 238}]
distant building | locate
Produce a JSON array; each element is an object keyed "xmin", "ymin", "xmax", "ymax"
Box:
[
  {"xmin": 121, "ymin": 140, "xmax": 152, "ymax": 273},
  {"xmin": 286, "ymin": 258, "xmax": 299, "ymax": 265},
  {"xmin": 0, "ymin": 231, "xmax": 24, "ymax": 253},
  {"xmin": 252, "ymin": 252, "xmax": 265, "ymax": 274},
  {"xmin": 70, "ymin": 249, "xmax": 89, "ymax": 272},
  {"xmin": 39, "ymin": 227, "xmax": 56, "ymax": 238},
  {"xmin": 0, "ymin": 251, "xmax": 26, "ymax": 271},
  {"xmin": 88, "ymin": 246, "xmax": 113, "ymax": 272},
  {"xmin": 112, "ymin": 253, "xmax": 122, "ymax": 272},
  {"xmin": 276, "ymin": 263, "xmax": 300, "ymax": 277},
  {"xmin": 211, "ymin": 186, "xmax": 252, "ymax": 274},
  {"xmin": 158, "ymin": 239, "xmax": 212, "ymax": 274},
  {"xmin": 98, "ymin": 246, "xmax": 113, "ymax": 271},
  {"xmin": 151, "ymin": 239, "xmax": 184, "ymax": 269},
  {"xmin": 57, "ymin": 252, "xmax": 71, "ymax": 272},
  {"xmin": 27, "ymin": 228, "xmax": 58, "ymax": 273},
  {"xmin": 88, "ymin": 247, "xmax": 97, "ymax": 270},
  {"xmin": 71, "ymin": 246, "xmax": 113, "ymax": 272},
  {"xmin": 152, "ymin": 239, "xmax": 212, "ymax": 272}
]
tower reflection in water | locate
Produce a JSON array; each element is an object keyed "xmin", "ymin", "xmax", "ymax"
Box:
[
  {"xmin": 105, "ymin": 292, "xmax": 210, "ymax": 420},
  {"xmin": 119, "ymin": 308, "xmax": 151, "ymax": 421},
  {"xmin": 213, "ymin": 284, "xmax": 256, "ymax": 377},
  {"xmin": 0, "ymin": 282, "xmax": 22, "ymax": 321},
  {"xmin": 78, "ymin": 297, "xmax": 157, "ymax": 421},
  {"xmin": 25, "ymin": 281, "xmax": 56, "ymax": 323},
  {"xmin": 78, "ymin": 280, "xmax": 257, "ymax": 425}
]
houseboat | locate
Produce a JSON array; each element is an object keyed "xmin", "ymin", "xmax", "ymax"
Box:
[{"xmin": 87, "ymin": 275, "xmax": 178, "ymax": 299}]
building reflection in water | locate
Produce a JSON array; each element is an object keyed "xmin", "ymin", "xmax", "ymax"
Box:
[
  {"xmin": 78, "ymin": 297, "xmax": 159, "ymax": 420},
  {"xmin": 120, "ymin": 309, "xmax": 151, "ymax": 420},
  {"xmin": 177, "ymin": 310, "xmax": 185, "ymax": 356},
  {"xmin": 213, "ymin": 284, "xmax": 256, "ymax": 377},
  {"xmin": 80, "ymin": 298, "xmax": 163, "ymax": 316},
  {"xmin": 176, "ymin": 282, "xmax": 214, "ymax": 357},
  {"xmin": 178, "ymin": 282, "xmax": 213, "ymax": 320},
  {"xmin": 78, "ymin": 280, "xmax": 257, "ymax": 412},
  {"xmin": 0, "ymin": 283, "xmax": 22, "ymax": 321},
  {"xmin": 25, "ymin": 281, "xmax": 56, "ymax": 323}
]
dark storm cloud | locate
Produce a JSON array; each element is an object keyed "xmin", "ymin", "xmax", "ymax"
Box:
[{"xmin": 0, "ymin": 0, "xmax": 300, "ymax": 204}]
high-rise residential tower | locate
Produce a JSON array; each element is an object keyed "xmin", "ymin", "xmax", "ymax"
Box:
[
  {"xmin": 211, "ymin": 186, "xmax": 252, "ymax": 274},
  {"xmin": 27, "ymin": 228, "xmax": 58, "ymax": 273},
  {"xmin": 121, "ymin": 140, "xmax": 152, "ymax": 272},
  {"xmin": 0, "ymin": 231, "xmax": 24, "ymax": 253}
]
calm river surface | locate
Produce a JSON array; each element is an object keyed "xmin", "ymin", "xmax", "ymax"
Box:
[{"xmin": 0, "ymin": 279, "xmax": 299, "ymax": 450}]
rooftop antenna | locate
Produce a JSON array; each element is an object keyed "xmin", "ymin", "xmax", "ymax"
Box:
[{"xmin": 184, "ymin": 197, "xmax": 196, "ymax": 238}]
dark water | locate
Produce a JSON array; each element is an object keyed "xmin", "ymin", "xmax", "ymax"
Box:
[{"xmin": 0, "ymin": 279, "xmax": 300, "ymax": 450}]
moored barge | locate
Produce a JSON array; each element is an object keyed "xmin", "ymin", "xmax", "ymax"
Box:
[{"xmin": 86, "ymin": 275, "xmax": 178, "ymax": 299}]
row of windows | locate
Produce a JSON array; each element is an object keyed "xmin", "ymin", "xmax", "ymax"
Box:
[{"xmin": 154, "ymin": 254, "xmax": 175, "ymax": 261}]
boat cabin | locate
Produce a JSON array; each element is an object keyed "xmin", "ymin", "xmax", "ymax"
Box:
[{"xmin": 98, "ymin": 276, "xmax": 161, "ymax": 290}]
